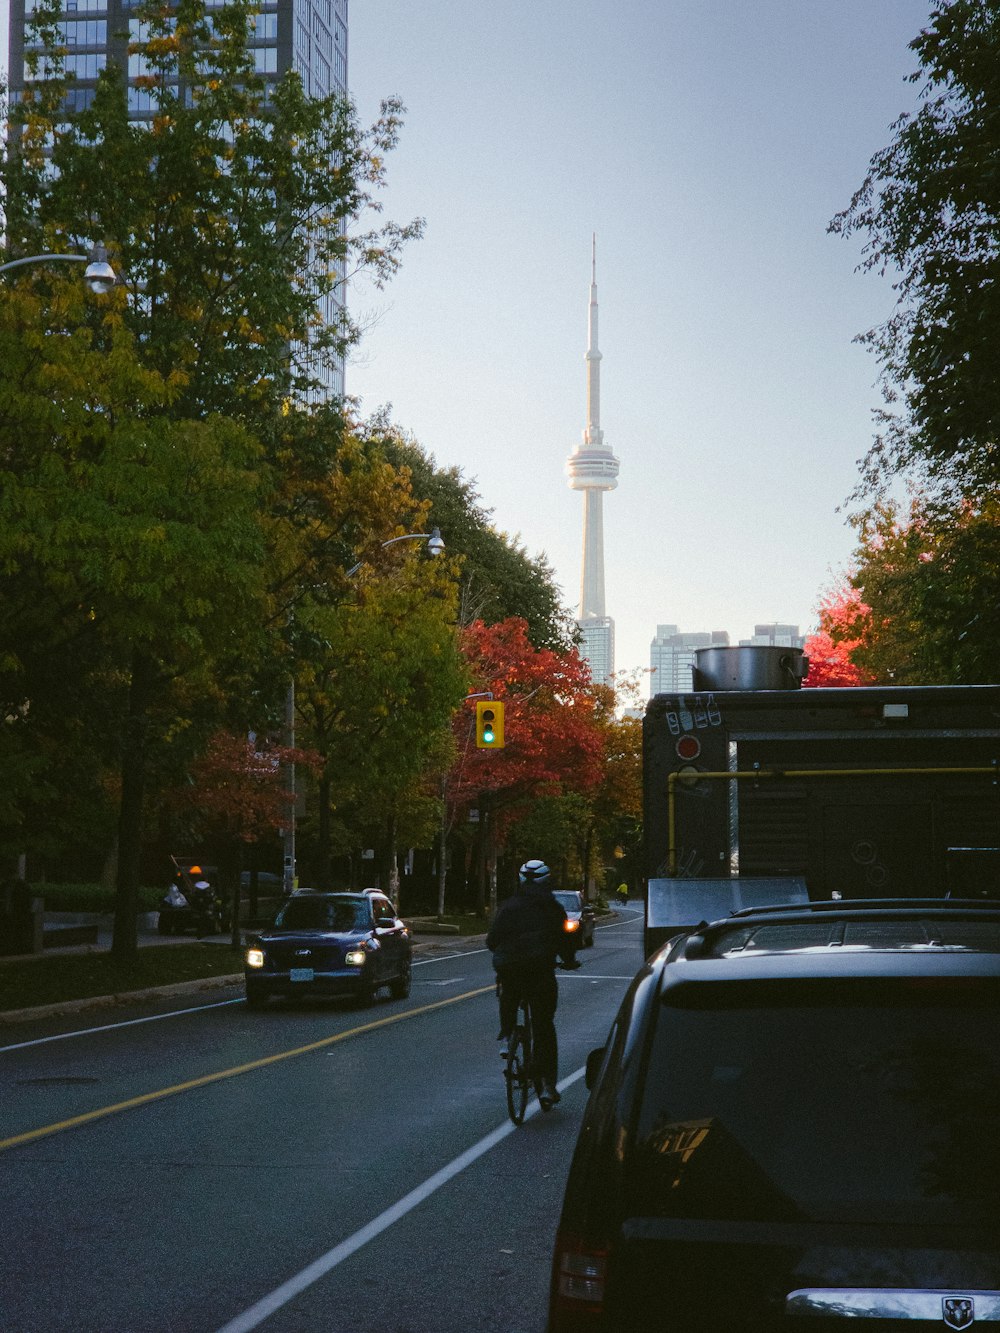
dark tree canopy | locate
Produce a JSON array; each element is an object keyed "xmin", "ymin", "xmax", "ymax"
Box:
[{"xmin": 832, "ymin": 0, "xmax": 1000, "ymax": 497}]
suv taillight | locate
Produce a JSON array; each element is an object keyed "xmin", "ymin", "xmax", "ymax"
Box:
[{"xmin": 550, "ymin": 1231, "xmax": 608, "ymax": 1328}]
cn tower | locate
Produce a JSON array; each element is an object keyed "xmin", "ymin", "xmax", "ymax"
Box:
[{"xmin": 566, "ymin": 236, "xmax": 619, "ymax": 684}]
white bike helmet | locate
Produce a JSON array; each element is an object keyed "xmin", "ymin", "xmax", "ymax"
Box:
[{"xmin": 519, "ymin": 859, "xmax": 551, "ymax": 886}]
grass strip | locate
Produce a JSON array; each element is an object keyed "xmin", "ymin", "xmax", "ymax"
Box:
[{"xmin": 0, "ymin": 944, "xmax": 245, "ymax": 1013}]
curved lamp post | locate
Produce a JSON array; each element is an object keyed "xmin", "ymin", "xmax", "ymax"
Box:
[
  {"xmin": 0, "ymin": 243, "xmax": 117, "ymax": 293},
  {"xmin": 283, "ymin": 527, "xmax": 446, "ymax": 894}
]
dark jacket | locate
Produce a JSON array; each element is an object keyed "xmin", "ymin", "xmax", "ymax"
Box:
[{"xmin": 486, "ymin": 884, "xmax": 569, "ymax": 970}]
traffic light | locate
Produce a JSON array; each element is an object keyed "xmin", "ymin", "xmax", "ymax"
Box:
[{"xmin": 476, "ymin": 700, "xmax": 505, "ymax": 748}]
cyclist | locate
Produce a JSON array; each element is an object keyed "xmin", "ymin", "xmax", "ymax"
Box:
[{"xmin": 487, "ymin": 858, "xmax": 580, "ymax": 1111}]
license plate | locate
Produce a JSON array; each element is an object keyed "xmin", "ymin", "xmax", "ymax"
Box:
[{"xmin": 289, "ymin": 967, "xmax": 314, "ymax": 982}]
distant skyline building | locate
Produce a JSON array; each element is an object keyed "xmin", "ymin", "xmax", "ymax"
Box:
[
  {"xmin": 649, "ymin": 625, "xmax": 731, "ymax": 696},
  {"xmin": 567, "ymin": 236, "xmax": 619, "ymax": 687},
  {"xmin": 8, "ymin": 0, "xmax": 349, "ymax": 398},
  {"xmin": 740, "ymin": 622, "xmax": 805, "ymax": 648}
]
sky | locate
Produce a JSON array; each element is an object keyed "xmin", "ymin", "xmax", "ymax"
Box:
[
  {"xmin": 2, "ymin": 1, "xmax": 937, "ymax": 683},
  {"xmin": 344, "ymin": 0, "xmax": 935, "ymax": 684}
]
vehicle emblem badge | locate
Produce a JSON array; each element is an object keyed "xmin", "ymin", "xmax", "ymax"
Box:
[
  {"xmin": 943, "ymin": 1297, "xmax": 974, "ymax": 1330},
  {"xmin": 295, "ymin": 948, "xmax": 311, "ymax": 957}
]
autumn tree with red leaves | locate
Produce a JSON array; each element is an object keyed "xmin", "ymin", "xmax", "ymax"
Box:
[
  {"xmin": 446, "ymin": 618, "xmax": 604, "ymax": 914},
  {"xmin": 803, "ymin": 583, "xmax": 874, "ymax": 687}
]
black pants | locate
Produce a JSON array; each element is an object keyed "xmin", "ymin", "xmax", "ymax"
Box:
[{"xmin": 496, "ymin": 962, "xmax": 558, "ymax": 1085}]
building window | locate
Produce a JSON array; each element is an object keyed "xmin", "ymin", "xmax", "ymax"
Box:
[
  {"xmin": 251, "ymin": 11, "xmax": 278, "ymax": 40},
  {"xmin": 63, "ymin": 86, "xmax": 97, "ymax": 111},
  {"xmin": 253, "ymin": 47, "xmax": 278, "ymax": 73},
  {"xmin": 25, "ymin": 52, "xmax": 107, "ymax": 80}
]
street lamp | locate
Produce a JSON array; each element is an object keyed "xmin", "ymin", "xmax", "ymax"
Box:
[
  {"xmin": 0, "ymin": 243, "xmax": 117, "ymax": 294},
  {"xmin": 282, "ymin": 527, "xmax": 446, "ymax": 894}
]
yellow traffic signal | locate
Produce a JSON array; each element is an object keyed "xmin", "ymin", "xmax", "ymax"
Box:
[{"xmin": 475, "ymin": 700, "xmax": 505, "ymax": 748}]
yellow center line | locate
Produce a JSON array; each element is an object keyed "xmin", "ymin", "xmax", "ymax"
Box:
[{"xmin": 1, "ymin": 984, "xmax": 495, "ymax": 1154}]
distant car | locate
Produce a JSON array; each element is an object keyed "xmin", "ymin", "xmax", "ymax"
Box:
[
  {"xmin": 553, "ymin": 890, "xmax": 595, "ymax": 950},
  {"xmin": 549, "ymin": 897, "xmax": 1000, "ymax": 1331},
  {"xmin": 244, "ymin": 891, "xmax": 411, "ymax": 1009}
]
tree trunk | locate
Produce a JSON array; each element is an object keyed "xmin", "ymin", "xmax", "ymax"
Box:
[
  {"xmin": 218, "ymin": 841, "xmax": 241, "ymax": 949},
  {"xmin": 112, "ymin": 649, "xmax": 154, "ymax": 960},
  {"xmin": 100, "ymin": 838, "xmax": 118, "ymax": 894}
]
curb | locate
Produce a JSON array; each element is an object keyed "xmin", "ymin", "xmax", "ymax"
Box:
[{"xmin": 0, "ymin": 973, "xmax": 246, "ymax": 1025}]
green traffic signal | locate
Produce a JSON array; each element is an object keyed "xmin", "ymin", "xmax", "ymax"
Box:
[{"xmin": 475, "ymin": 699, "xmax": 505, "ymax": 748}]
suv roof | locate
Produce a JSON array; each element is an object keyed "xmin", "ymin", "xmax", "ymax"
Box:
[{"xmin": 665, "ymin": 897, "xmax": 1000, "ymax": 957}]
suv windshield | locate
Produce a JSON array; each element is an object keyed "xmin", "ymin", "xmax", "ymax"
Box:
[
  {"xmin": 273, "ymin": 898, "xmax": 369, "ymax": 932},
  {"xmin": 553, "ymin": 892, "xmax": 581, "ymax": 913},
  {"xmin": 632, "ymin": 979, "xmax": 1000, "ymax": 1226}
]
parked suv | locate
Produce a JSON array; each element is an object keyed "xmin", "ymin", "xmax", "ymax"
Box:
[{"xmin": 549, "ymin": 899, "xmax": 1000, "ymax": 1332}]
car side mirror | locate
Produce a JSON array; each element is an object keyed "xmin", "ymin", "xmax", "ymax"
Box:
[{"xmin": 585, "ymin": 1046, "xmax": 606, "ymax": 1091}]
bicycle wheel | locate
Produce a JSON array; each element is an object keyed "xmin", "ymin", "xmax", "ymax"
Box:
[{"xmin": 505, "ymin": 1026, "xmax": 530, "ymax": 1125}]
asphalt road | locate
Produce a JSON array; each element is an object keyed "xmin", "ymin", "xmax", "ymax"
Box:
[{"xmin": 0, "ymin": 907, "xmax": 646, "ymax": 1333}]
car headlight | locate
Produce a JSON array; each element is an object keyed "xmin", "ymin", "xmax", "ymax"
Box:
[
  {"xmin": 563, "ymin": 919, "xmax": 580, "ymax": 933},
  {"xmin": 246, "ymin": 948, "xmax": 265, "ymax": 969},
  {"xmin": 344, "ymin": 949, "xmax": 366, "ymax": 967}
]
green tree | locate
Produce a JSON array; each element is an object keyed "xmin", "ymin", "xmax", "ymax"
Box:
[
  {"xmin": 831, "ymin": 0, "xmax": 1000, "ymax": 498},
  {"xmin": 1, "ymin": 0, "xmax": 422, "ymax": 947},
  {"xmin": 0, "ymin": 274, "xmax": 271, "ymax": 951},
  {"xmin": 845, "ymin": 493, "xmax": 1000, "ymax": 684},
  {"xmin": 294, "ymin": 527, "xmax": 468, "ymax": 899}
]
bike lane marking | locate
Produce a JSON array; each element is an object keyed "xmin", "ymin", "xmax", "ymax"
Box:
[
  {"xmin": 213, "ymin": 1066, "xmax": 588, "ymax": 1333},
  {"xmin": 0, "ymin": 984, "xmax": 495, "ymax": 1154}
]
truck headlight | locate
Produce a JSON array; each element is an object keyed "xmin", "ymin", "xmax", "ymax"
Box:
[
  {"xmin": 345, "ymin": 949, "xmax": 366, "ymax": 966},
  {"xmin": 246, "ymin": 949, "xmax": 265, "ymax": 969}
]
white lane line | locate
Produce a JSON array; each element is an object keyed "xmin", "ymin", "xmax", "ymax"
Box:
[
  {"xmin": 0, "ymin": 998, "xmax": 243, "ymax": 1054},
  {"xmin": 213, "ymin": 1066, "xmax": 586, "ymax": 1333}
]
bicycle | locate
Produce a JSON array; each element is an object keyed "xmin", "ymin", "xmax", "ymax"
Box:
[{"xmin": 503, "ymin": 994, "xmax": 545, "ymax": 1125}]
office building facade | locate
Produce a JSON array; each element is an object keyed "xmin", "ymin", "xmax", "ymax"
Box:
[
  {"xmin": 740, "ymin": 623, "xmax": 805, "ymax": 648},
  {"xmin": 649, "ymin": 625, "xmax": 731, "ymax": 695}
]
